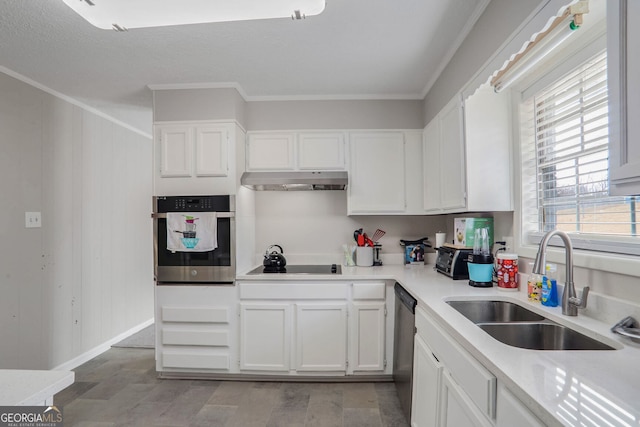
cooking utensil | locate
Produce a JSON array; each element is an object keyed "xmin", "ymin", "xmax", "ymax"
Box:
[
  {"xmin": 372, "ymin": 229, "xmax": 386, "ymax": 242},
  {"xmin": 174, "ymin": 230, "xmax": 197, "ymax": 238},
  {"xmin": 354, "ymin": 228, "xmax": 364, "ymax": 246},
  {"xmin": 363, "ymin": 233, "xmax": 374, "ymax": 247}
]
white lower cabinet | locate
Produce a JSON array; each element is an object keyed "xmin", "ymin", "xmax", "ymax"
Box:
[
  {"xmin": 237, "ymin": 281, "xmax": 390, "ymax": 376},
  {"xmin": 496, "ymin": 383, "xmax": 544, "ymax": 427},
  {"xmin": 295, "ymin": 303, "xmax": 348, "ymax": 371},
  {"xmin": 439, "ymin": 371, "xmax": 493, "ymax": 427},
  {"xmin": 239, "ymin": 303, "xmax": 291, "ymax": 371},
  {"xmin": 412, "ymin": 306, "xmax": 546, "ymax": 427},
  {"xmin": 411, "ymin": 334, "xmax": 442, "ymax": 427},
  {"xmin": 155, "ymin": 285, "xmax": 237, "ymax": 374},
  {"xmin": 238, "ymin": 281, "xmax": 350, "ymax": 374},
  {"xmin": 412, "ymin": 306, "xmax": 496, "ymax": 426},
  {"xmin": 349, "ymin": 301, "xmax": 386, "ymax": 372}
]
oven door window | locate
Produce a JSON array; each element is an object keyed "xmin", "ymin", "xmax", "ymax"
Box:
[{"xmin": 157, "ymin": 217, "xmax": 231, "ymax": 266}]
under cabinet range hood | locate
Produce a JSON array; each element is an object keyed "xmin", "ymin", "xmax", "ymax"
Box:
[{"xmin": 240, "ymin": 171, "xmax": 348, "ymax": 191}]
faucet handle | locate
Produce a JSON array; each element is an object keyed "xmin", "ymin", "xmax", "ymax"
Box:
[{"xmin": 569, "ymin": 286, "xmax": 590, "ymax": 309}]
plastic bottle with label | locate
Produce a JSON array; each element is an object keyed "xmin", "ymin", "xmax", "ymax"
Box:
[
  {"xmin": 526, "ymin": 262, "xmax": 542, "ymax": 302},
  {"xmin": 541, "ymin": 263, "xmax": 559, "ymax": 307}
]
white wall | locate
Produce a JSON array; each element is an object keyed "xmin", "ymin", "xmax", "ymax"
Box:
[
  {"xmin": 252, "ymin": 191, "xmax": 447, "ymax": 267},
  {"xmin": 0, "ymin": 72, "xmax": 154, "ymax": 369},
  {"xmin": 153, "ymin": 87, "xmax": 247, "ymax": 128},
  {"xmin": 246, "ymin": 99, "xmax": 424, "ymax": 130},
  {"xmin": 423, "ymin": 0, "xmax": 560, "ymax": 124}
]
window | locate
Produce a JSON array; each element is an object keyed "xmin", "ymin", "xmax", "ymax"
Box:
[{"xmin": 521, "ymin": 50, "xmax": 640, "ymax": 254}]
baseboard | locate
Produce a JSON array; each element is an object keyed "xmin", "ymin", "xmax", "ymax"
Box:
[{"xmin": 53, "ymin": 318, "xmax": 154, "ymax": 371}]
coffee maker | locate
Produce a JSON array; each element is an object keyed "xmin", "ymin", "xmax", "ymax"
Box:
[{"xmin": 467, "ymin": 228, "xmax": 493, "ymax": 287}]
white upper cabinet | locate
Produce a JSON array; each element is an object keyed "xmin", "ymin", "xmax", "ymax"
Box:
[
  {"xmin": 297, "ymin": 132, "xmax": 346, "ymax": 170},
  {"xmin": 348, "ymin": 131, "xmax": 406, "ymax": 214},
  {"xmin": 463, "ymin": 84, "xmax": 512, "ymax": 211},
  {"xmin": 246, "ymin": 131, "xmax": 347, "ymax": 171},
  {"xmin": 154, "ymin": 121, "xmax": 237, "ymax": 196},
  {"xmin": 246, "ymin": 132, "xmax": 296, "ymax": 171},
  {"xmin": 159, "ymin": 125, "xmax": 193, "ymax": 178},
  {"xmin": 438, "ymin": 95, "xmax": 467, "ymax": 211},
  {"xmin": 423, "ymin": 119, "xmax": 442, "ymax": 213},
  {"xmin": 608, "ymin": 0, "xmax": 640, "ymax": 195},
  {"xmin": 423, "ymin": 86, "xmax": 512, "ymax": 214},
  {"xmin": 194, "ymin": 125, "xmax": 228, "ymax": 176},
  {"xmin": 422, "ymin": 95, "xmax": 465, "ymax": 213}
]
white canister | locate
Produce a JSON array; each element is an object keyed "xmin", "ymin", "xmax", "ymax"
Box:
[{"xmin": 356, "ymin": 246, "xmax": 374, "ymax": 267}]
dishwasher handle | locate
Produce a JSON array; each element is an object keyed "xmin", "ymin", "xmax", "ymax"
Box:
[{"xmin": 394, "ymin": 282, "xmax": 417, "ymax": 314}]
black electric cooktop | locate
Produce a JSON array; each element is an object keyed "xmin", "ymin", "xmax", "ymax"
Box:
[{"xmin": 247, "ymin": 264, "xmax": 341, "ymax": 275}]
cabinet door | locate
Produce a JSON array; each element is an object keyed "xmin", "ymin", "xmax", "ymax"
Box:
[
  {"xmin": 496, "ymin": 383, "xmax": 544, "ymax": 427},
  {"xmin": 246, "ymin": 132, "xmax": 295, "ymax": 170},
  {"xmin": 298, "ymin": 132, "xmax": 346, "ymax": 170},
  {"xmin": 158, "ymin": 125, "xmax": 193, "ymax": 177},
  {"xmin": 295, "ymin": 303, "xmax": 347, "ymax": 372},
  {"xmin": 439, "ymin": 372, "xmax": 492, "ymax": 427},
  {"xmin": 240, "ymin": 303, "xmax": 291, "ymax": 371},
  {"xmin": 423, "ymin": 119, "xmax": 442, "ymax": 212},
  {"xmin": 411, "ymin": 335, "xmax": 442, "ymax": 427},
  {"xmin": 438, "ymin": 96, "xmax": 466, "ymax": 210},
  {"xmin": 350, "ymin": 301, "xmax": 386, "ymax": 372},
  {"xmin": 608, "ymin": 0, "xmax": 640, "ymax": 195},
  {"xmin": 348, "ymin": 132, "xmax": 406, "ymax": 214},
  {"xmin": 195, "ymin": 125, "xmax": 228, "ymax": 177}
]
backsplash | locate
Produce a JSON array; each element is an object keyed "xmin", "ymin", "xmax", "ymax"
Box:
[{"xmin": 253, "ymin": 191, "xmax": 447, "ymax": 266}]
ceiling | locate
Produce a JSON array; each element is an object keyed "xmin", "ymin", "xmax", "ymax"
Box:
[{"xmin": 0, "ymin": 0, "xmax": 488, "ymax": 133}]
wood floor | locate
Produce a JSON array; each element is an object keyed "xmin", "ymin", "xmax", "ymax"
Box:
[{"xmin": 54, "ymin": 348, "xmax": 410, "ymax": 427}]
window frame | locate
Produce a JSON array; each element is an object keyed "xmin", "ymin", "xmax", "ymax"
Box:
[{"xmin": 512, "ymin": 25, "xmax": 640, "ymax": 276}]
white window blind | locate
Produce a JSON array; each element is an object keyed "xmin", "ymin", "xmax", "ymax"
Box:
[{"xmin": 521, "ymin": 51, "xmax": 640, "ymax": 254}]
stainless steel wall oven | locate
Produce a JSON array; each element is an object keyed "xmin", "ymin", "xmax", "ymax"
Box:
[{"xmin": 153, "ymin": 195, "xmax": 235, "ymax": 284}]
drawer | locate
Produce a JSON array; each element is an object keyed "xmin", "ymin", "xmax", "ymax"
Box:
[
  {"xmin": 162, "ymin": 350, "xmax": 229, "ymax": 370},
  {"xmin": 239, "ymin": 282, "xmax": 349, "ymax": 300},
  {"xmin": 162, "ymin": 329, "xmax": 229, "ymax": 346},
  {"xmin": 162, "ymin": 306, "xmax": 229, "ymax": 323},
  {"xmin": 352, "ymin": 282, "xmax": 385, "ymax": 300},
  {"xmin": 416, "ymin": 306, "xmax": 496, "ymax": 419}
]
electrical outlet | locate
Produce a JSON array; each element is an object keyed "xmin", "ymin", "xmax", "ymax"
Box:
[
  {"xmin": 25, "ymin": 212, "xmax": 42, "ymax": 228},
  {"xmin": 502, "ymin": 236, "xmax": 514, "ymax": 252}
]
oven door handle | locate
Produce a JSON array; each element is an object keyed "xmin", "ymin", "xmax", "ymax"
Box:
[{"xmin": 152, "ymin": 212, "xmax": 235, "ymax": 219}]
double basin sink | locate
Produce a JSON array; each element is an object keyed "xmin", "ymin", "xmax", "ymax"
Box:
[{"xmin": 446, "ymin": 300, "xmax": 615, "ymax": 350}]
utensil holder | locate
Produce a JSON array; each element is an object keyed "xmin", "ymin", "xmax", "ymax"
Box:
[{"xmin": 356, "ymin": 246, "xmax": 374, "ymax": 267}]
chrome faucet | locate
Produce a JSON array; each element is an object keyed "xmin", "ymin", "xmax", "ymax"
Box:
[{"xmin": 532, "ymin": 230, "xmax": 589, "ymax": 316}]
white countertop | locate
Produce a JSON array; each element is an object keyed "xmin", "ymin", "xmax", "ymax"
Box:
[
  {"xmin": 237, "ymin": 264, "xmax": 640, "ymax": 427},
  {"xmin": 0, "ymin": 369, "xmax": 74, "ymax": 406}
]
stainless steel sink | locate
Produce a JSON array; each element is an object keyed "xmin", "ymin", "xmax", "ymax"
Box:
[
  {"xmin": 446, "ymin": 300, "xmax": 615, "ymax": 350},
  {"xmin": 446, "ymin": 300, "xmax": 545, "ymax": 323},
  {"xmin": 477, "ymin": 323, "xmax": 615, "ymax": 350}
]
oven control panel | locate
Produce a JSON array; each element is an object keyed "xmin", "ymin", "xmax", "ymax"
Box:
[{"xmin": 155, "ymin": 195, "xmax": 230, "ymax": 213}]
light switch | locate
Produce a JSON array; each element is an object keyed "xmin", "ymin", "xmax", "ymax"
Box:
[{"xmin": 25, "ymin": 212, "xmax": 42, "ymax": 228}]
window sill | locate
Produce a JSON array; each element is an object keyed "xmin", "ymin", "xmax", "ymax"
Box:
[{"xmin": 517, "ymin": 241, "xmax": 640, "ymax": 278}]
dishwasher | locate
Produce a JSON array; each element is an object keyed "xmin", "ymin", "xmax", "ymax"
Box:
[{"xmin": 393, "ymin": 282, "xmax": 417, "ymax": 424}]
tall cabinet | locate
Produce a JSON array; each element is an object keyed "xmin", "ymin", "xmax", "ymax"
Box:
[{"xmin": 608, "ymin": 0, "xmax": 640, "ymax": 195}]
